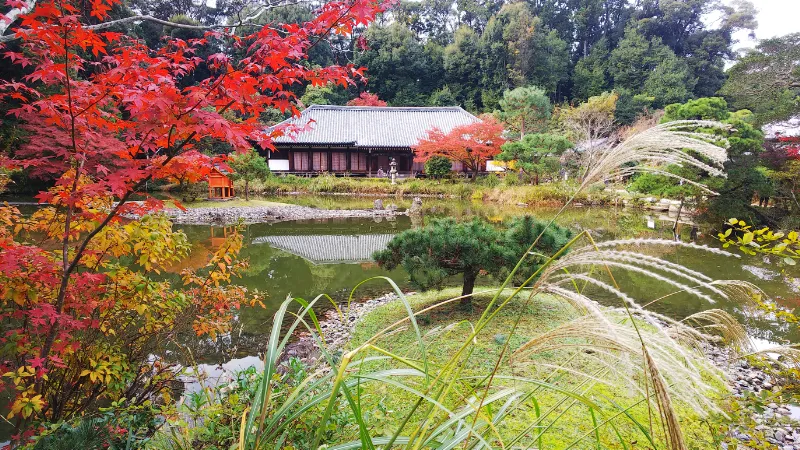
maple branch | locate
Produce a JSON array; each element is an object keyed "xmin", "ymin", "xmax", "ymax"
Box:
[{"xmin": 0, "ymin": 0, "xmax": 305, "ymax": 44}]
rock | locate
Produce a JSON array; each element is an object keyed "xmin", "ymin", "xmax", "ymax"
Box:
[
  {"xmin": 373, "ymin": 199, "xmax": 384, "ymax": 210},
  {"xmin": 777, "ymin": 430, "xmax": 788, "ymax": 442},
  {"xmin": 408, "ymin": 197, "xmax": 423, "ymax": 215}
]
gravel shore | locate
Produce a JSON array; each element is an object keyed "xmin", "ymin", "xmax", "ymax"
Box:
[{"xmin": 165, "ymin": 203, "xmax": 404, "ymax": 225}]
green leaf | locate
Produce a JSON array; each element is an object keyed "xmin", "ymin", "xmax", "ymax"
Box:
[{"xmin": 742, "ymin": 233, "xmax": 753, "ymax": 245}]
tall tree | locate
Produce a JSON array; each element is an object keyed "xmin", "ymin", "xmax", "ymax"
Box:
[
  {"xmin": 720, "ymin": 33, "xmax": 800, "ymax": 125},
  {"xmin": 572, "ymin": 37, "xmax": 610, "ymax": 101},
  {"xmin": 443, "ymin": 26, "xmax": 484, "ymax": 110},
  {"xmin": 0, "ymin": 0, "xmax": 386, "ymax": 433},
  {"xmin": 496, "ymin": 86, "xmax": 552, "ymax": 138},
  {"xmin": 609, "ymin": 25, "xmax": 693, "ymax": 107},
  {"xmin": 354, "ymin": 23, "xmax": 444, "ymax": 105}
]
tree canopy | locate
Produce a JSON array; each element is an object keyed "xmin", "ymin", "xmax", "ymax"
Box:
[
  {"xmin": 414, "ymin": 116, "xmax": 506, "ymax": 177},
  {"xmin": 373, "ymin": 216, "xmax": 573, "ymax": 303}
]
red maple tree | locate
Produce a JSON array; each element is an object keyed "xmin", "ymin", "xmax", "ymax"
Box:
[
  {"xmin": 346, "ymin": 91, "xmax": 387, "ymax": 106},
  {"xmin": 0, "ymin": 0, "xmax": 387, "ymax": 435},
  {"xmin": 414, "ymin": 115, "xmax": 506, "ymax": 178}
]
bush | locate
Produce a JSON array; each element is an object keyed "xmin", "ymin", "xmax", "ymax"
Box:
[
  {"xmin": 424, "ymin": 156, "xmax": 452, "ymax": 179},
  {"xmin": 480, "ymin": 173, "xmax": 502, "ymax": 188},
  {"xmin": 178, "ymin": 180, "xmax": 208, "ymax": 202},
  {"xmin": 503, "ymin": 172, "xmax": 521, "ymax": 186}
]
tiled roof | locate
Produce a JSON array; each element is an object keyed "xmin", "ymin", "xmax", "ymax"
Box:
[
  {"xmin": 271, "ymin": 105, "xmax": 480, "ymax": 147},
  {"xmin": 252, "ymin": 234, "xmax": 396, "ymax": 264}
]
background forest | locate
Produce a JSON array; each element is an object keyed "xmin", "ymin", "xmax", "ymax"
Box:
[{"xmin": 1, "ymin": 0, "xmax": 776, "ymax": 122}]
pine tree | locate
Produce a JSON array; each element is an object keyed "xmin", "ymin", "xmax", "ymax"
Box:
[
  {"xmin": 373, "ymin": 217, "xmax": 572, "ymax": 307},
  {"xmin": 229, "ymin": 149, "xmax": 271, "ymax": 201}
]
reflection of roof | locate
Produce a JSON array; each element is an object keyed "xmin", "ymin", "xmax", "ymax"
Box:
[
  {"xmin": 272, "ymin": 105, "xmax": 480, "ymax": 147},
  {"xmin": 252, "ymin": 234, "xmax": 396, "ymax": 264}
]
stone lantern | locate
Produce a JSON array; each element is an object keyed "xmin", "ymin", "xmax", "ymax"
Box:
[{"xmin": 389, "ymin": 157, "xmax": 398, "ymax": 185}]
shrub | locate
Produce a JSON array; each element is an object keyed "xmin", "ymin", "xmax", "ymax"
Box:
[
  {"xmin": 179, "ymin": 180, "xmax": 208, "ymax": 202},
  {"xmin": 480, "ymin": 173, "xmax": 502, "ymax": 188},
  {"xmin": 503, "ymin": 172, "xmax": 521, "ymax": 186},
  {"xmin": 425, "ymin": 156, "xmax": 452, "ymax": 179}
]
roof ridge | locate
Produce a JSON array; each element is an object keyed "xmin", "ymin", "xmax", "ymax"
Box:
[{"xmin": 306, "ymin": 104, "xmax": 468, "ymax": 112}]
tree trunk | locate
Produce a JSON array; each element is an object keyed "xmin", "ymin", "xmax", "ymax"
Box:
[
  {"xmin": 672, "ymin": 198, "xmax": 684, "ymax": 240},
  {"xmin": 245, "ymin": 179, "xmax": 249, "ymax": 201},
  {"xmin": 460, "ymin": 270, "xmax": 477, "ymax": 309}
]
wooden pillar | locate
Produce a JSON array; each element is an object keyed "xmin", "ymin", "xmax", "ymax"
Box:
[
  {"xmin": 288, "ymin": 151, "xmax": 294, "ymax": 171},
  {"xmin": 367, "ymin": 152, "xmax": 372, "ymax": 177},
  {"xmin": 308, "ymin": 151, "xmax": 313, "ymax": 173},
  {"xmin": 346, "ymin": 150, "xmax": 352, "ymax": 172},
  {"xmin": 327, "ymin": 151, "xmax": 333, "ymax": 173}
]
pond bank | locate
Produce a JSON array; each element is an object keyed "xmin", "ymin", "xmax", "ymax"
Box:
[{"xmin": 165, "ymin": 202, "xmax": 406, "ymax": 225}]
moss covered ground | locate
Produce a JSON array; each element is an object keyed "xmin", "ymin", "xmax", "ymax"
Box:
[{"xmin": 345, "ymin": 287, "xmax": 728, "ymax": 449}]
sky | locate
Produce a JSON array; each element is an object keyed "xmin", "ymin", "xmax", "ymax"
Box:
[{"xmin": 731, "ymin": 0, "xmax": 800, "ymax": 51}]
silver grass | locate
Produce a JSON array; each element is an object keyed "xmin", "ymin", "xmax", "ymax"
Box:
[
  {"xmin": 513, "ymin": 314, "xmax": 725, "ymax": 416},
  {"xmin": 580, "ymin": 120, "xmax": 731, "ymax": 194}
]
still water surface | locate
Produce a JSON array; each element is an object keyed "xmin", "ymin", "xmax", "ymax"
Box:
[{"xmin": 168, "ymin": 198, "xmax": 800, "ymax": 366}]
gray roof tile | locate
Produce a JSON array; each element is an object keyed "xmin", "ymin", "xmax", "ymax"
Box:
[{"xmin": 272, "ymin": 105, "xmax": 480, "ymax": 147}]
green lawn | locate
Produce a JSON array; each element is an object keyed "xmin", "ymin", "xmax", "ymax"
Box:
[{"xmin": 343, "ymin": 287, "xmax": 727, "ymax": 449}]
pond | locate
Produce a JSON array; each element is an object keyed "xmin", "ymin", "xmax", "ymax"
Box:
[{"xmin": 166, "ymin": 197, "xmax": 800, "ymax": 369}]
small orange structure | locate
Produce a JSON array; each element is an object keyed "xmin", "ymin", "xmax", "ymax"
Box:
[{"xmin": 207, "ymin": 166, "xmax": 235, "ymax": 199}]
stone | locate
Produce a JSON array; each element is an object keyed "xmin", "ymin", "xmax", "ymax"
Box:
[
  {"xmin": 373, "ymin": 199, "xmax": 384, "ymax": 210},
  {"xmin": 408, "ymin": 196, "xmax": 423, "ymax": 215}
]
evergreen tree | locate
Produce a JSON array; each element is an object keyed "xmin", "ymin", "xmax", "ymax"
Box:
[
  {"xmin": 354, "ymin": 23, "xmax": 444, "ymax": 105},
  {"xmin": 496, "ymin": 133, "xmax": 572, "ymax": 184},
  {"xmin": 642, "ymin": 53, "xmax": 695, "ymax": 108},
  {"xmin": 720, "ymin": 33, "xmax": 800, "ymax": 125},
  {"xmin": 373, "ymin": 218, "xmax": 506, "ymax": 303},
  {"xmin": 373, "ymin": 217, "xmax": 572, "ymax": 306},
  {"xmin": 228, "ymin": 149, "xmax": 271, "ymax": 201},
  {"xmin": 661, "ymin": 97, "xmax": 767, "ymax": 224},
  {"xmin": 496, "ymin": 86, "xmax": 551, "ymax": 138},
  {"xmin": 572, "ymin": 38, "xmax": 610, "ymax": 101},
  {"xmin": 443, "ymin": 26, "xmax": 485, "ymax": 110}
]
